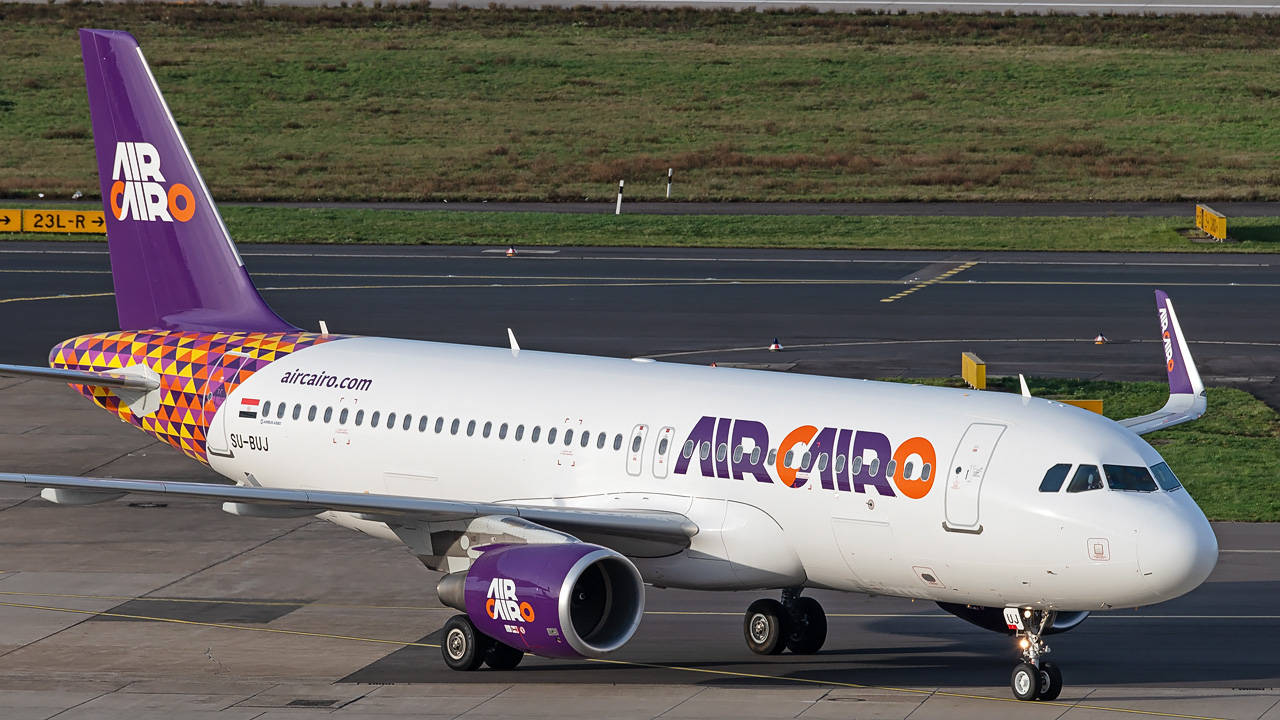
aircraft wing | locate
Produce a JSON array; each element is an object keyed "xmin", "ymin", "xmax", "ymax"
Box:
[
  {"xmin": 0, "ymin": 472, "xmax": 698, "ymax": 553},
  {"xmin": 1118, "ymin": 290, "xmax": 1207, "ymax": 436},
  {"xmin": 0, "ymin": 363, "xmax": 160, "ymax": 390}
]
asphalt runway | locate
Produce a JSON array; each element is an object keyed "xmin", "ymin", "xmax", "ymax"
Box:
[
  {"xmin": 14, "ymin": 0, "xmax": 1280, "ymax": 15},
  {"xmin": 1, "ymin": 242, "xmax": 1279, "ymax": 718}
]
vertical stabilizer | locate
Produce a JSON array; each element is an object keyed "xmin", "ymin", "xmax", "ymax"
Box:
[{"xmin": 80, "ymin": 29, "xmax": 295, "ymax": 333}]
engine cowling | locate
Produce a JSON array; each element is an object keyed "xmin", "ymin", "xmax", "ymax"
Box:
[
  {"xmin": 442, "ymin": 543, "xmax": 645, "ymax": 659},
  {"xmin": 937, "ymin": 602, "xmax": 1090, "ymax": 636}
]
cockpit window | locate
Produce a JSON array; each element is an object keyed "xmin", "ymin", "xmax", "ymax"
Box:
[
  {"xmin": 1105, "ymin": 464, "xmax": 1158, "ymax": 492},
  {"xmin": 1066, "ymin": 464, "xmax": 1104, "ymax": 493},
  {"xmin": 1039, "ymin": 463, "xmax": 1071, "ymax": 492},
  {"xmin": 1151, "ymin": 462, "xmax": 1183, "ymax": 491}
]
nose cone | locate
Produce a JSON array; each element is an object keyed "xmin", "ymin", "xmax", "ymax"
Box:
[{"xmin": 1137, "ymin": 496, "xmax": 1218, "ymax": 602}]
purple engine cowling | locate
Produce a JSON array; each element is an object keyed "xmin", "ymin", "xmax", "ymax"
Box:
[{"xmin": 448, "ymin": 543, "xmax": 645, "ymax": 659}]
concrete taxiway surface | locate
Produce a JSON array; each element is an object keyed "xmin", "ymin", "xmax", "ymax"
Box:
[{"xmin": 1, "ymin": 243, "xmax": 1278, "ymax": 718}]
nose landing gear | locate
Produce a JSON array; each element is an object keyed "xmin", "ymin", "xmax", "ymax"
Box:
[
  {"xmin": 743, "ymin": 589, "xmax": 828, "ymax": 656},
  {"xmin": 1004, "ymin": 607, "xmax": 1063, "ymax": 701}
]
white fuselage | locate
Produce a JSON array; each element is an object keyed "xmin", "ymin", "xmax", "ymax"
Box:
[{"xmin": 210, "ymin": 337, "xmax": 1218, "ymax": 612}]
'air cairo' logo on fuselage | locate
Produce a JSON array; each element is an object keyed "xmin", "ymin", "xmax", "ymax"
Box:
[
  {"xmin": 675, "ymin": 416, "xmax": 937, "ymax": 500},
  {"xmin": 109, "ymin": 142, "xmax": 196, "ymax": 223},
  {"xmin": 1159, "ymin": 307, "xmax": 1176, "ymax": 372}
]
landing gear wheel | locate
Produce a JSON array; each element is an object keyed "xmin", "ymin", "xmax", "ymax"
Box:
[
  {"xmin": 442, "ymin": 614, "xmax": 490, "ymax": 671},
  {"xmin": 1011, "ymin": 662, "xmax": 1041, "ymax": 702},
  {"xmin": 785, "ymin": 596, "xmax": 827, "ymax": 654},
  {"xmin": 1036, "ymin": 661, "xmax": 1063, "ymax": 701},
  {"xmin": 744, "ymin": 599, "xmax": 791, "ymax": 655},
  {"xmin": 484, "ymin": 641, "xmax": 525, "ymax": 670}
]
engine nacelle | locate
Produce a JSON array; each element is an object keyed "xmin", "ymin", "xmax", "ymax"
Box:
[
  {"xmin": 442, "ymin": 543, "xmax": 645, "ymax": 659},
  {"xmin": 937, "ymin": 602, "xmax": 1090, "ymax": 636}
]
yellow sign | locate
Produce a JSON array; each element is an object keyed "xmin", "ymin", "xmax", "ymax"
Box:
[
  {"xmin": 20, "ymin": 209, "xmax": 106, "ymax": 234},
  {"xmin": 1196, "ymin": 204, "xmax": 1226, "ymax": 241},
  {"xmin": 1060, "ymin": 399, "xmax": 1103, "ymax": 415},
  {"xmin": 0, "ymin": 209, "xmax": 18, "ymax": 232},
  {"xmin": 962, "ymin": 351, "xmax": 986, "ymax": 390}
]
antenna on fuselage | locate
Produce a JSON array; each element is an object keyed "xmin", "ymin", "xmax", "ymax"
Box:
[
  {"xmin": 1019, "ymin": 374, "xmax": 1032, "ymax": 399},
  {"xmin": 508, "ymin": 328, "xmax": 520, "ymax": 358}
]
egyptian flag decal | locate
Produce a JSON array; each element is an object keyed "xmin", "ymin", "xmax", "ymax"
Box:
[{"xmin": 239, "ymin": 398, "xmax": 260, "ymax": 419}]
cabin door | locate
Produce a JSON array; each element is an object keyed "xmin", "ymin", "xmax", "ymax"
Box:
[{"xmin": 943, "ymin": 423, "xmax": 1005, "ymax": 532}]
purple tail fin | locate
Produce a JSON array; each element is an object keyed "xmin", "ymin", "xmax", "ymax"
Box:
[
  {"xmin": 1155, "ymin": 289, "xmax": 1202, "ymax": 397},
  {"xmin": 80, "ymin": 29, "xmax": 295, "ymax": 333}
]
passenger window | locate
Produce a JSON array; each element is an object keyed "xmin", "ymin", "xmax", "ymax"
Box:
[
  {"xmin": 262, "ymin": 401, "xmax": 271, "ymax": 417},
  {"xmin": 716, "ymin": 443, "xmax": 727, "ymax": 462},
  {"xmin": 852, "ymin": 456, "xmax": 863, "ymax": 474},
  {"xmin": 922, "ymin": 463, "xmax": 932, "ymax": 481},
  {"xmin": 339, "ymin": 408, "xmax": 349, "ymax": 425},
  {"xmin": 1039, "ymin": 463, "xmax": 1071, "ymax": 492},
  {"xmin": 387, "ymin": 412, "xmax": 396, "ymax": 429},
  {"xmin": 307, "ymin": 405, "xmax": 317, "ymax": 422},
  {"xmin": 699, "ymin": 441, "xmax": 710, "ymax": 460},
  {"xmin": 632, "ymin": 435, "xmax": 643, "ymax": 453},
  {"xmin": 403, "ymin": 414, "xmax": 412, "ymax": 431},
  {"xmin": 658, "ymin": 437, "xmax": 669, "ymax": 455},
  {"xmin": 371, "ymin": 411, "xmax": 381, "ymax": 427},
  {"xmin": 277, "ymin": 403, "xmax": 286, "ymax": 419},
  {"xmin": 516, "ymin": 424, "xmax": 525, "ymax": 441},
  {"xmin": 547, "ymin": 427, "xmax": 558, "ymax": 444},
  {"xmin": 869, "ymin": 458, "xmax": 880, "ymax": 476},
  {"xmin": 467, "ymin": 420, "xmax": 476, "ymax": 437},
  {"xmin": 419, "ymin": 416, "xmax": 428, "ymax": 432},
  {"xmin": 483, "ymin": 421, "xmax": 492, "ymax": 438},
  {"xmin": 834, "ymin": 455, "xmax": 846, "ymax": 474},
  {"xmin": 499, "ymin": 423, "xmax": 508, "ymax": 439},
  {"xmin": 580, "ymin": 431, "xmax": 590, "ymax": 448},
  {"xmin": 435, "ymin": 417, "xmax": 444, "ymax": 433},
  {"xmin": 767, "ymin": 449, "xmax": 777, "ymax": 465},
  {"xmin": 451, "ymin": 419, "xmax": 460, "ymax": 435},
  {"xmin": 1151, "ymin": 462, "xmax": 1183, "ymax": 491},
  {"xmin": 783, "ymin": 450, "xmax": 794, "ymax": 467},
  {"xmin": 564, "ymin": 429, "xmax": 573, "ymax": 446},
  {"xmin": 1067, "ymin": 464, "xmax": 1104, "ymax": 493},
  {"xmin": 1104, "ymin": 465, "xmax": 1158, "ymax": 492},
  {"xmin": 817, "ymin": 453, "xmax": 829, "ymax": 472},
  {"xmin": 732, "ymin": 446, "xmax": 743, "ymax": 463},
  {"xmin": 355, "ymin": 409, "xmax": 365, "ymax": 426},
  {"xmin": 885, "ymin": 459, "xmax": 896, "ymax": 478},
  {"xmin": 750, "ymin": 447, "xmax": 761, "ymax": 465},
  {"xmin": 532, "ymin": 426, "xmax": 541, "ymax": 443},
  {"xmin": 801, "ymin": 452, "xmax": 812, "ymax": 470},
  {"xmin": 292, "ymin": 404, "xmax": 301, "ymax": 421},
  {"xmin": 597, "ymin": 432, "xmax": 606, "ymax": 449},
  {"xmin": 614, "ymin": 434, "xmax": 623, "ymax": 451},
  {"xmin": 323, "ymin": 407, "xmax": 333, "ymax": 423}
]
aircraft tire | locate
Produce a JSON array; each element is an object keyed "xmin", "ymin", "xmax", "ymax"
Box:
[
  {"xmin": 1036, "ymin": 661, "xmax": 1063, "ymax": 701},
  {"xmin": 442, "ymin": 614, "xmax": 490, "ymax": 671},
  {"xmin": 744, "ymin": 599, "xmax": 791, "ymax": 655},
  {"xmin": 785, "ymin": 597, "xmax": 827, "ymax": 654},
  {"xmin": 484, "ymin": 641, "xmax": 525, "ymax": 670},
  {"xmin": 1011, "ymin": 662, "xmax": 1041, "ymax": 701}
]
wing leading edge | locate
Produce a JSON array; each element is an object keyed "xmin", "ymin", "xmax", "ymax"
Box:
[
  {"xmin": 0, "ymin": 472, "xmax": 698, "ymax": 554},
  {"xmin": 1118, "ymin": 290, "xmax": 1206, "ymax": 436}
]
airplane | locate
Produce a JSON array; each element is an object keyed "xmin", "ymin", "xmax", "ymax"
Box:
[{"xmin": 0, "ymin": 28, "xmax": 1218, "ymax": 702}]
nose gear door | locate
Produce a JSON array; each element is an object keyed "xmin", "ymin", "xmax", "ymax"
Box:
[{"xmin": 944, "ymin": 423, "xmax": 1005, "ymax": 532}]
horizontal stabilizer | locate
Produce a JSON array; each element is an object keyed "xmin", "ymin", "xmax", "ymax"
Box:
[
  {"xmin": 1119, "ymin": 290, "xmax": 1206, "ymax": 435},
  {"xmin": 0, "ymin": 363, "xmax": 160, "ymax": 391},
  {"xmin": 0, "ymin": 473, "xmax": 698, "ymax": 554}
]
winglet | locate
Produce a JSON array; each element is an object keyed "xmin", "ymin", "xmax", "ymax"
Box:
[{"xmin": 1118, "ymin": 290, "xmax": 1207, "ymax": 435}]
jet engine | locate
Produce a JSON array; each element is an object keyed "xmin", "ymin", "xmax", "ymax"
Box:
[
  {"xmin": 937, "ymin": 602, "xmax": 1090, "ymax": 636},
  {"xmin": 437, "ymin": 543, "xmax": 645, "ymax": 659}
]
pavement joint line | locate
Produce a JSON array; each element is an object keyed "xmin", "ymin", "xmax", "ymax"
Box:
[
  {"xmin": 881, "ymin": 261, "xmax": 977, "ymax": 303},
  {"xmin": 0, "ymin": 598, "xmax": 1255, "ymax": 719}
]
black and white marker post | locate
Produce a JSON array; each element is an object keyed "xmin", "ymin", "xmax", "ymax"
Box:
[
  {"xmin": 666, "ymin": 168, "xmax": 673, "ymax": 198},
  {"xmin": 615, "ymin": 180, "xmax": 625, "ymax": 215}
]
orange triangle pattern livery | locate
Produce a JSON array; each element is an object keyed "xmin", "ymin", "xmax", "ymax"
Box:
[{"xmin": 49, "ymin": 330, "xmax": 339, "ymax": 464}]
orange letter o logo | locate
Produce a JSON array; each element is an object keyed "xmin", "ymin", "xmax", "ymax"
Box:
[
  {"xmin": 110, "ymin": 180, "xmax": 126, "ymax": 219},
  {"xmin": 486, "ymin": 598, "xmax": 497, "ymax": 619},
  {"xmin": 167, "ymin": 183, "xmax": 196, "ymax": 222},
  {"xmin": 891, "ymin": 437, "xmax": 937, "ymax": 500},
  {"xmin": 519, "ymin": 602, "xmax": 535, "ymax": 622}
]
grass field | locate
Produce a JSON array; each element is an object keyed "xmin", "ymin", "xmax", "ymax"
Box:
[
  {"xmin": 5, "ymin": 5, "xmax": 1280, "ymax": 203},
  {"xmin": 4, "ymin": 207, "xmax": 1280, "ymax": 251},
  {"xmin": 897, "ymin": 377, "xmax": 1280, "ymax": 522}
]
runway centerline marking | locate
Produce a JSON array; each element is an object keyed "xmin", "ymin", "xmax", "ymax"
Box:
[
  {"xmin": 881, "ymin": 261, "xmax": 978, "ymax": 303},
  {"xmin": 0, "ymin": 597, "xmax": 1235, "ymax": 720}
]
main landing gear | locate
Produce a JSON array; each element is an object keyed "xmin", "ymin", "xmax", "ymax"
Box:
[
  {"xmin": 441, "ymin": 614, "xmax": 525, "ymax": 671},
  {"xmin": 743, "ymin": 589, "xmax": 827, "ymax": 656},
  {"xmin": 1004, "ymin": 608, "xmax": 1063, "ymax": 702}
]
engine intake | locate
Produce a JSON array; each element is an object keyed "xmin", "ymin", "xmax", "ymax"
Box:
[{"xmin": 438, "ymin": 543, "xmax": 645, "ymax": 659}]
